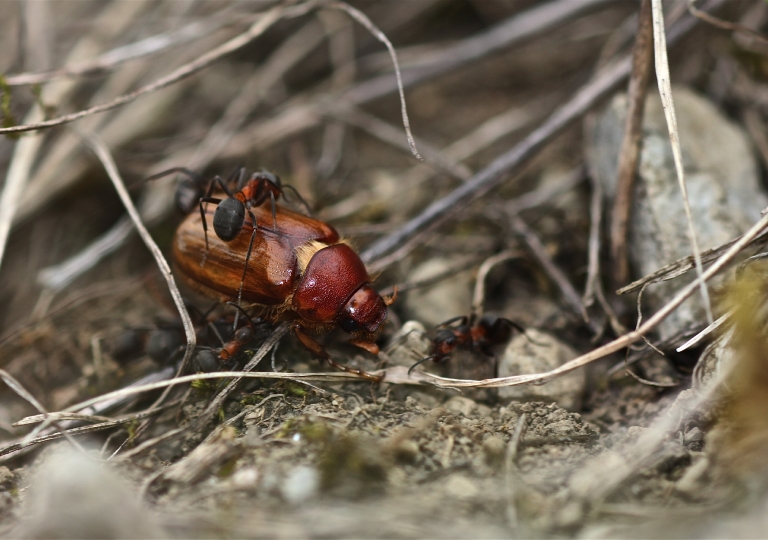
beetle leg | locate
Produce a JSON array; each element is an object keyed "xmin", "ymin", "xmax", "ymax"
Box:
[
  {"xmin": 383, "ymin": 286, "xmax": 398, "ymax": 306},
  {"xmin": 292, "ymin": 324, "xmax": 382, "ymax": 382},
  {"xmin": 348, "ymin": 338, "xmax": 379, "ymax": 355}
]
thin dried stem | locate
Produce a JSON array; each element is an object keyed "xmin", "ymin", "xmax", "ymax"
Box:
[
  {"xmin": 688, "ymin": 0, "xmax": 768, "ymax": 48},
  {"xmin": 226, "ymin": 0, "xmax": 612, "ymax": 156},
  {"xmin": 78, "ymin": 130, "xmax": 196, "ymax": 404},
  {"xmin": 610, "ymin": 0, "xmax": 653, "ymax": 286},
  {"xmin": 471, "ymin": 250, "xmax": 521, "ymax": 319},
  {"xmin": 583, "ymin": 165, "xmax": 604, "ymax": 308},
  {"xmin": 328, "ymin": 105, "xmax": 469, "ymax": 179},
  {"xmin": 326, "ymin": 1, "xmax": 422, "ymax": 161},
  {"xmin": 508, "ymin": 215, "xmax": 593, "ymax": 328},
  {"xmin": 651, "ymin": 0, "xmax": 713, "ymax": 324},
  {"xmin": 0, "ymin": 370, "xmax": 89, "ymax": 457},
  {"xmin": 617, "ymin": 224, "xmax": 768, "ymax": 295}
]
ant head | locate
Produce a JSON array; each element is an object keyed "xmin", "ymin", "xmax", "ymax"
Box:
[
  {"xmin": 256, "ymin": 170, "xmax": 281, "ymax": 187},
  {"xmin": 213, "ymin": 197, "xmax": 246, "ymax": 241},
  {"xmin": 233, "ymin": 326, "xmax": 254, "ymax": 344},
  {"xmin": 338, "ymin": 285, "xmax": 387, "ymax": 335}
]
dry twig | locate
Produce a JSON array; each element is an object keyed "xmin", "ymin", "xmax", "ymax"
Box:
[{"xmin": 610, "ymin": 0, "xmax": 654, "ymax": 286}]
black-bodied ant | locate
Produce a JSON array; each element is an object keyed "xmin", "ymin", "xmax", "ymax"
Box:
[
  {"xmin": 141, "ymin": 166, "xmax": 311, "ymax": 247},
  {"xmin": 409, "ymin": 314, "xmax": 525, "ymax": 375}
]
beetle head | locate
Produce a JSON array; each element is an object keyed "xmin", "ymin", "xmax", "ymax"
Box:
[{"xmin": 338, "ymin": 285, "xmax": 387, "ymax": 335}]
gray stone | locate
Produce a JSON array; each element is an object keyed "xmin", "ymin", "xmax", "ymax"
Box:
[
  {"xmin": 498, "ymin": 329, "xmax": 585, "ymax": 411},
  {"xmin": 588, "ymin": 87, "xmax": 767, "ymax": 340},
  {"xmin": 402, "ymin": 258, "xmax": 472, "ymax": 327},
  {"xmin": 13, "ymin": 445, "xmax": 161, "ymax": 538}
]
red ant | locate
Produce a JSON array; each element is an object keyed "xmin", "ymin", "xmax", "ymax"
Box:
[
  {"xmin": 408, "ymin": 314, "xmax": 524, "ymax": 375},
  {"xmin": 192, "ymin": 303, "xmax": 265, "ymax": 373}
]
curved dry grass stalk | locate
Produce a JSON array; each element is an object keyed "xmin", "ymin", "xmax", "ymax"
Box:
[
  {"xmin": 326, "ymin": 1, "xmax": 421, "ymax": 161},
  {"xmin": 78, "ymin": 131, "xmax": 196, "ymax": 401},
  {"xmin": 223, "ymin": 0, "xmax": 615, "ymax": 160},
  {"xmin": 650, "ymin": 0, "xmax": 713, "ymax": 325}
]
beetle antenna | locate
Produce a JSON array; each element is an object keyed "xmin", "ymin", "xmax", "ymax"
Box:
[{"xmin": 408, "ymin": 355, "xmax": 435, "ymax": 376}]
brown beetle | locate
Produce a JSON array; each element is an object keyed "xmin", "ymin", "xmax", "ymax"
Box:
[{"xmin": 172, "ymin": 193, "xmax": 392, "ymax": 380}]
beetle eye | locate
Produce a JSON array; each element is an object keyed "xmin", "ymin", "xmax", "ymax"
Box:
[{"xmin": 339, "ymin": 317, "xmax": 360, "ymax": 334}]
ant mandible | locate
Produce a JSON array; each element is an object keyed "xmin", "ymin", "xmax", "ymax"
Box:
[{"xmin": 408, "ymin": 314, "xmax": 525, "ymax": 375}]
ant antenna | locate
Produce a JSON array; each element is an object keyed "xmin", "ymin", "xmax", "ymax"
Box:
[
  {"xmin": 225, "ymin": 301, "xmax": 254, "ymax": 333},
  {"xmin": 408, "ymin": 355, "xmax": 435, "ymax": 376}
]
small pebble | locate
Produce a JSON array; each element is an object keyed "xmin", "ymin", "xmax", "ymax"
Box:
[
  {"xmin": 498, "ymin": 329, "xmax": 585, "ymax": 411},
  {"xmin": 393, "ymin": 440, "xmax": 420, "ymax": 464},
  {"xmin": 282, "ymin": 466, "xmax": 319, "ymax": 504},
  {"xmin": 444, "ymin": 396, "xmax": 478, "ymax": 417},
  {"xmin": 445, "ymin": 474, "xmax": 479, "ymax": 499},
  {"xmin": 231, "ymin": 467, "xmax": 259, "ymax": 488}
]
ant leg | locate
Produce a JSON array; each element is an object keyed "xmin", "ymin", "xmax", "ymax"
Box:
[
  {"xmin": 281, "ymin": 185, "xmax": 313, "ymax": 216},
  {"xmin": 238, "ymin": 167, "xmax": 248, "ymax": 189},
  {"xmin": 225, "ymin": 299, "xmax": 255, "ymax": 334},
  {"xmin": 235, "ymin": 209, "xmax": 259, "ymax": 320},
  {"xmin": 436, "ymin": 316, "xmax": 468, "ymax": 329},
  {"xmin": 210, "ymin": 174, "xmax": 236, "ymax": 198},
  {"xmin": 130, "ymin": 167, "xmax": 201, "ymax": 190},
  {"xmin": 292, "ymin": 324, "xmax": 382, "ymax": 382},
  {"xmin": 269, "ymin": 192, "xmax": 278, "ymax": 231},
  {"xmin": 197, "ymin": 196, "xmax": 223, "ymax": 251}
]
